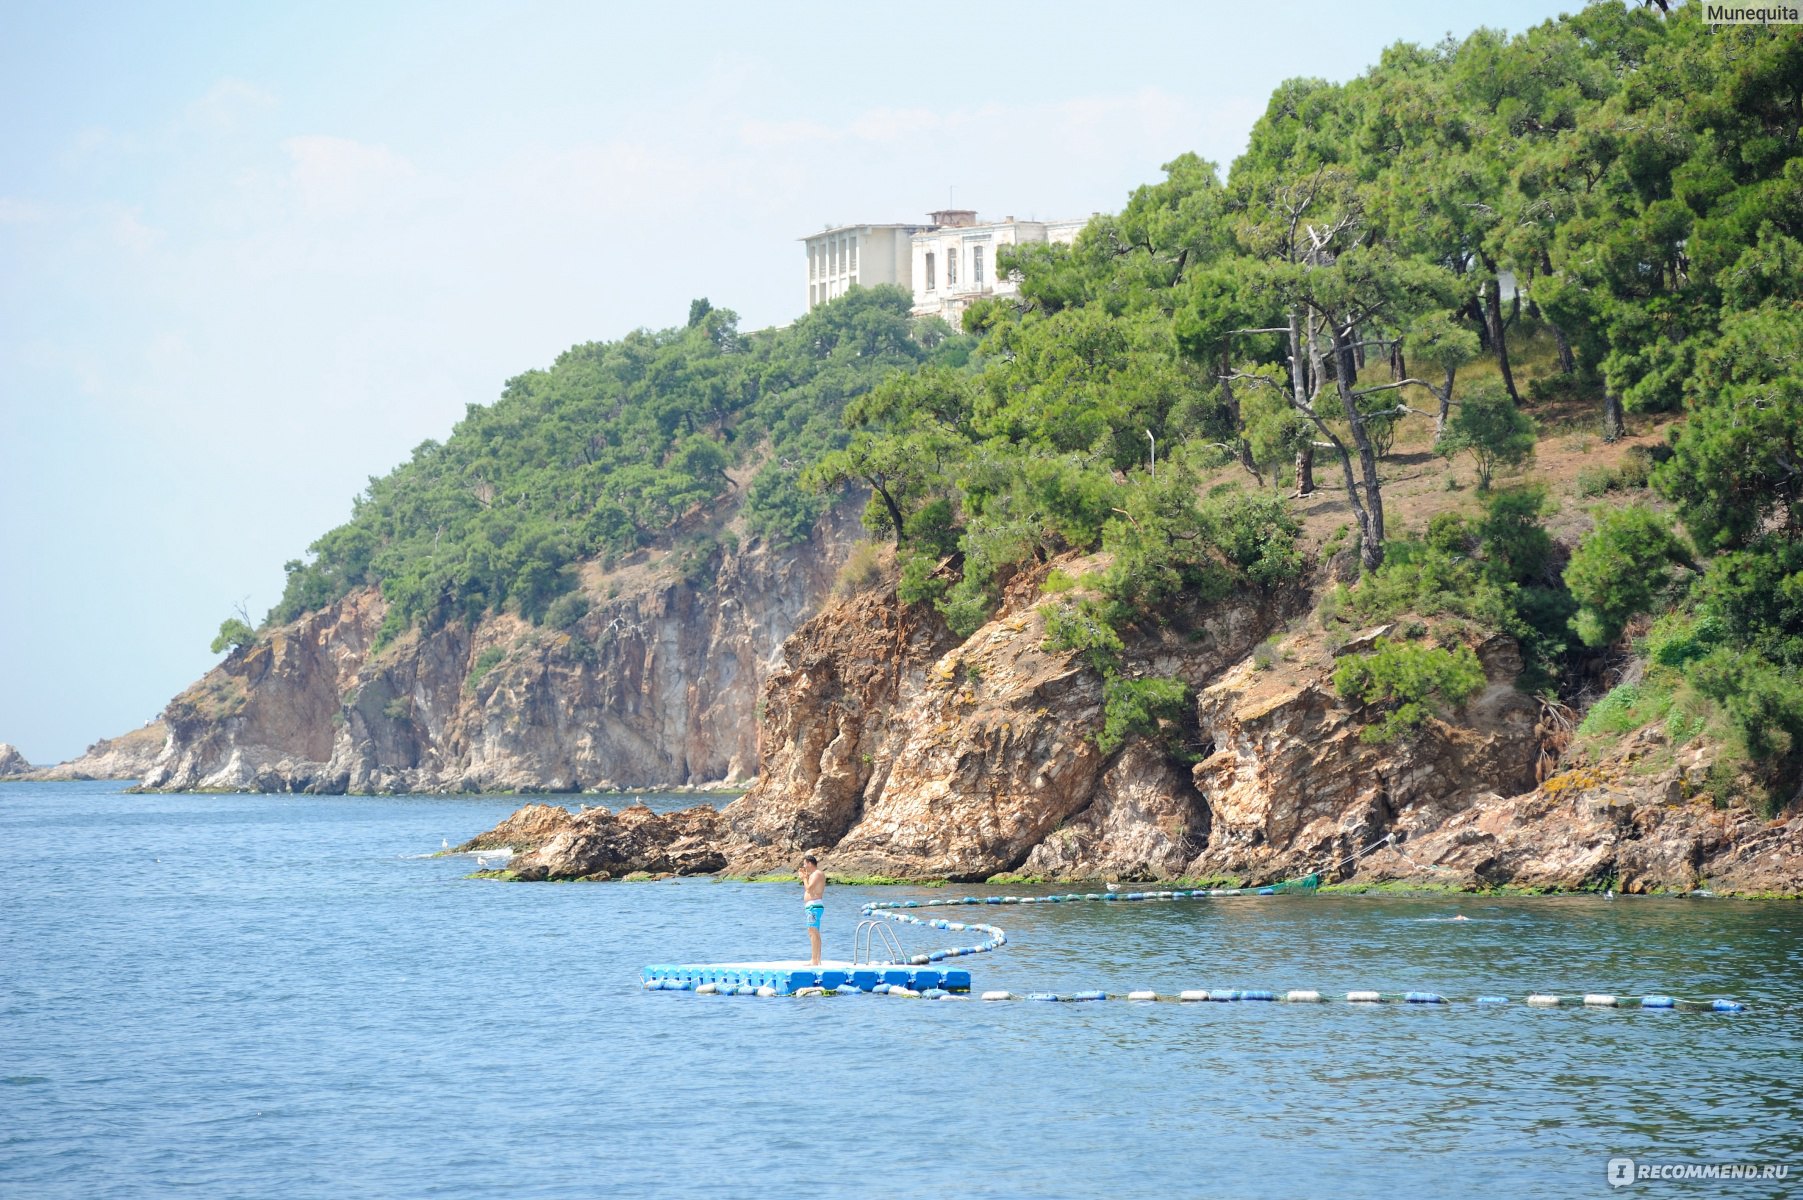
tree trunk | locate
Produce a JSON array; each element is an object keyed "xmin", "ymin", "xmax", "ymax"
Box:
[
  {"xmin": 1434, "ymin": 366, "xmax": 1458, "ymax": 441},
  {"xmin": 1551, "ymin": 320, "xmax": 1576, "ymax": 374},
  {"xmin": 1287, "ymin": 311, "xmax": 1309, "ymax": 402},
  {"xmin": 1295, "ymin": 446, "xmax": 1315, "ymax": 496},
  {"xmin": 1390, "ymin": 341, "xmax": 1406, "ymax": 382},
  {"xmin": 1482, "ymin": 264, "xmax": 1521, "ymax": 405},
  {"xmin": 1330, "ymin": 325, "xmax": 1387, "ymax": 571},
  {"xmin": 1221, "ymin": 357, "xmax": 1260, "ymax": 480},
  {"xmin": 1467, "ymin": 295, "xmax": 1491, "ymax": 350},
  {"xmin": 1602, "ymin": 390, "xmax": 1625, "ymax": 443},
  {"xmin": 873, "ymin": 480, "xmax": 907, "ymax": 546}
]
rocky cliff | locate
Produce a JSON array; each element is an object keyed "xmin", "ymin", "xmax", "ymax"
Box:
[
  {"xmin": 722, "ymin": 556, "xmax": 1298, "ymax": 879},
  {"xmin": 136, "ymin": 504, "xmax": 860, "ymax": 794},
  {"xmin": 463, "ymin": 557, "xmax": 1803, "ymax": 896}
]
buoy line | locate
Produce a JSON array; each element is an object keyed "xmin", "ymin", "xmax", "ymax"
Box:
[
  {"xmin": 645, "ymin": 882, "xmax": 1748, "ymax": 1011},
  {"xmin": 644, "ymin": 840, "xmax": 1746, "ymax": 1011},
  {"xmin": 834, "ymin": 886, "xmax": 1743, "ymax": 1011}
]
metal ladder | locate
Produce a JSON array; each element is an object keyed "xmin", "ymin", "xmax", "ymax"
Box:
[{"xmin": 853, "ymin": 919, "xmax": 906, "ymax": 966}]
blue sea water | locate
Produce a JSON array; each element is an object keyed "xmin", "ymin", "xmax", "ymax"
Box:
[{"xmin": 2, "ymin": 780, "xmax": 1799, "ymax": 1198}]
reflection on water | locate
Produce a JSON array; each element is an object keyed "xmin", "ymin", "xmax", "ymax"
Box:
[{"xmin": 2, "ymin": 782, "xmax": 1797, "ymax": 1198}]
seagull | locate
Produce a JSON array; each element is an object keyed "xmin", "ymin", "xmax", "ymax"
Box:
[
  {"xmin": 1105, "ymin": 882, "xmax": 1120, "ymax": 893},
  {"xmin": 442, "ymin": 837, "xmax": 449, "ymax": 850}
]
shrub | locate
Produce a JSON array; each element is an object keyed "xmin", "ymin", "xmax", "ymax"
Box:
[
  {"xmin": 937, "ymin": 580, "xmax": 993, "ymax": 640},
  {"xmin": 1425, "ymin": 512, "xmax": 1474, "ymax": 556},
  {"xmin": 1576, "ymin": 466, "xmax": 1617, "ymax": 498},
  {"xmin": 1437, "ymin": 381, "xmax": 1537, "ymax": 490},
  {"xmin": 566, "ymin": 633, "xmax": 598, "ymax": 664},
  {"xmin": 833, "ymin": 541, "xmax": 886, "ymax": 596},
  {"xmin": 1041, "ymin": 568, "xmax": 1077, "ymax": 594},
  {"xmin": 1565, "ymin": 505, "xmax": 1694, "ymax": 648},
  {"xmin": 902, "ymin": 497, "xmax": 961, "ymax": 558},
  {"xmin": 1688, "ymin": 647, "xmax": 1803, "ymax": 769},
  {"xmin": 744, "ymin": 464, "xmax": 825, "ymax": 549},
  {"xmin": 1098, "ymin": 676, "xmax": 1190, "ymax": 755},
  {"xmin": 1334, "ymin": 541, "xmax": 1518, "ymax": 633},
  {"xmin": 1475, "ymin": 485, "xmax": 1553, "ymax": 585},
  {"xmin": 1616, "ymin": 445, "xmax": 1655, "ymax": 489},
  {"xmin": 1099, "ymin": 477, "xmax": 1301, "ymax": 614},
  {"xmin": 466, "ymin": 646, "xmax": 506, "ymax": 692},
  {"xmin": 546, "ymin": 592, "xmax": 590, "ymax": 631},
  {"xmin": 896, "ymin": 551, "xmax": 947, "ymax": 607},
  {"xmin": 1332, "ymin": 639, "xmax": 1486, "ymax": 744},
  {"xmin": 1041, "ymin": 598, "xmax": 1125, "ymax": 674},
  {"xmin": 1252, "ymin": 639, "xmax": 1281, "ymax": 671},
  {"xmin": 674, "ymin": 535, "xmax": 727, "ymax": 589},
  {"xmin": 210, "ymin": 618, "xmax": 255, "ymax": 655}
]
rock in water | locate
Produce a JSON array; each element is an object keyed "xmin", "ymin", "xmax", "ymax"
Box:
[
  {"xmin": 0, "ymin": 743, "xmax": 31, "ymax": 778},
  {"xmin": 496, "ymin": 803, "xmax": 728, "ymax": 881}
]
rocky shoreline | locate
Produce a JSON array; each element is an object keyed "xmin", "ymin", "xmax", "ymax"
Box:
[
  {"xmin": 0, "ymin": 725, "xmax": 168, "ymax": 784},
  {"xmin": 457, "ymin": 567, "xmax": 1803, "ymax": 897}
]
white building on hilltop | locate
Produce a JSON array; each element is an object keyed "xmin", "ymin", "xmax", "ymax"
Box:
[
  {"xmin": 802, "ymin": 208, "xmax": 1088, "ymax": 324},
  {"xmin": 910, "ymin": 209, "xmax": 1087, "ymax": 324},
  {"xmin": 802, "ymin": 222, "xmax": 933, "ymax": 311}
]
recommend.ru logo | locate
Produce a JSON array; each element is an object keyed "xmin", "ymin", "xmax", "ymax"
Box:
[{"xmin": 1608, "ymin": 1157, "xmax": 1792, "ymax": 1187}]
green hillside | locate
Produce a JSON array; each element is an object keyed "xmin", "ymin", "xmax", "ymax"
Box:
[
  {"xmin": 800, "ymin": 4, "xmax": 1802, "ymax": 807},
  {"xmin": 263, "ymin": 290, "xmax": 971, "ymax": 646},
  {"xmin": 248, "ymin": 2, "xmax": 1800, "ymax": 806}
]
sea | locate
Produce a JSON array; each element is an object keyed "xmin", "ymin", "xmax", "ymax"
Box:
[{"xmin": 2, "ymin": 781, "xmax": 1798, "ymax": 1198}]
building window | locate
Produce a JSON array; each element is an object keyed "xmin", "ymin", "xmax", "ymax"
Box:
[
  {"xmin": 850, "ymin": 240, "xmax": 858, "ymax": 272},
  {"xmin": 809, "ymin": 248, "xmax": 817, "ymax": 280},
  {"xmin": 925, "ymin": 252, "xmax": 935, "ymax": 291},
  {"xmin": 947, "ymin": 246, "xmax": 957, "ymax": 286},
  {"xmin": 973, "ymin": 245, "xmax": 985, "ymax": 285}
]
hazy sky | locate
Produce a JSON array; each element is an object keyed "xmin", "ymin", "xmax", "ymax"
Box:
[{"xmin": 0, "ymin": 0, "xmax": 1583, "ymax": 763}]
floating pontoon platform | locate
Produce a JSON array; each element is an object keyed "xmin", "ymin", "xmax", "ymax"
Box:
[{"xmin": 641, "ymin": 959, "xmax": 971, "ymax": 995}]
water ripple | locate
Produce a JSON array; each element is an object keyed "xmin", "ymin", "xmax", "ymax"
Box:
[{"xmin": 2, "ymin": 781, "xmax": 1798, "ymax": 1198}]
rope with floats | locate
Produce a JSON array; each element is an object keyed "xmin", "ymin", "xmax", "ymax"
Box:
[{"xmin": 644, "ymin": 836, "xmax": 1749, "ymax": 1011}]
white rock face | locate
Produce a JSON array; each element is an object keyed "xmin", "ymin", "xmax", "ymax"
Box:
[
  {"xmin": 0, "ymin": 743, "xmax": 31, "ymax": 777},
  {"xmin": 138, "ymin": 504, "xmax": 860, "ymax": 794}
]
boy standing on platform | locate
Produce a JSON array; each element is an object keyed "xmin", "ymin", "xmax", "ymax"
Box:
[{"xmin": 798, "ymin": 855, "xmax": 825, "ymax": 965}]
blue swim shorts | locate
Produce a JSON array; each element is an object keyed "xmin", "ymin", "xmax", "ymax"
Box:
[{"xmin": 805, "ymin": 902, "xmax": 825, "ymax": 930}]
